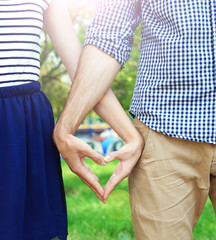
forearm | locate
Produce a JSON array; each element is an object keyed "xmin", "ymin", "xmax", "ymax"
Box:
[
  {"xmin": 94, "ymin": 90, "xmax": 144, "ymax": 202},
  {"xmin": 93, "ymin": 88, "xmax": 142, "ymax": 144},
  {"xmin": 55, "ymin": 45, "xmax": 121, "ymax": 136},
  {"xmin": 44, "ymin": 0, "xmax": 82, "ymax": 80}
]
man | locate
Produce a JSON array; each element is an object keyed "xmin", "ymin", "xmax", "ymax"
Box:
[{"xmin": 54, "ymin": 0, "xmax": 216, "ymax": 239}]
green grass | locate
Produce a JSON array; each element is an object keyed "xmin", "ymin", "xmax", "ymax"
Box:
[
  {"xmin": 193, "ymin": 199, "xmax": 216, "ymax": 240},
  {"xmin": 61, "ymin": 159, "xmax": 216, "ymax": 240}
]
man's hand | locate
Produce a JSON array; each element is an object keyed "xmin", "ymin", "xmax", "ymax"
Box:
[
  {"xmin": 103, "ymin": 137, "xmax": 144, "ymax": 203},
  {"xmin": 53, "ymin": 127, "xmax": 106, "ymax": 201}
]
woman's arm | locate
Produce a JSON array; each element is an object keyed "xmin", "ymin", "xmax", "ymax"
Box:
[
  {"xmin": 94, "ymin": 89, "xmax": 144, "ymax": 203},
  {"xmin": 43, "ymin": 0, "xmax": 82, "ymax": 80}
]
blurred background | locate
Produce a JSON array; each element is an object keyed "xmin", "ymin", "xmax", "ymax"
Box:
[
  {"xmin": 40, "ymin": 1, "xmax": 216, "ymax": 239},
  {"xmin": 40, "ymin": 0, "xmax": 141, "ymax": 157},
  {"xmin": 40, "ymin": 0, "xmax": 140, "ymax": 121}
]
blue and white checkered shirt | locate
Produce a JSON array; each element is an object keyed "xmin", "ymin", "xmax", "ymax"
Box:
[{"xmin": 85, "ymin": 0, "xmax": 216, "ymax": 144}]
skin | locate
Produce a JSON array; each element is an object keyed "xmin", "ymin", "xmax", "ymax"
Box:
[{"xmin": 44, "ymin": 0, "xmax": 144, "ymax": 203}]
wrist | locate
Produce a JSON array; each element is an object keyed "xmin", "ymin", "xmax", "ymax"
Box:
[
  {"xmin": 53, "ymin": 123, "xmax": 70, "ymax": 146},
  {"xmin": 124, "ymin": 130, "xmax": 143, "ymax": 144},
  {"xmin": 124, "ymin": 132, "xmax": 144, "ymax": 153}
]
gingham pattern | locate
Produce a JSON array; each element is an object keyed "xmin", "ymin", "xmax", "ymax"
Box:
[{"xmin": 85, "ymin": 0, "xmax": 216, "ymax": 144}]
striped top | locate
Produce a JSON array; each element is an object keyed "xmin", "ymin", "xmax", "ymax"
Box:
[
  {"xmin": 0, "ymin": 0, "xmax": 51, "ymax": 87},
  {"xmin": 85, "ymin": 0, "xmax": 216, "ymax": 144}
]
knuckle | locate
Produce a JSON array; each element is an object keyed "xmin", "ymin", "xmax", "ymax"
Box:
[{"xmin": 71, "ymin": 168, "xmax": 78, "ymax": 175}]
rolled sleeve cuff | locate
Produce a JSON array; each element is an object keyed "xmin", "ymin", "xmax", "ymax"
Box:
[{"xmin": 84, "ymin": 38, "xmax": 131, "ymax": 69}]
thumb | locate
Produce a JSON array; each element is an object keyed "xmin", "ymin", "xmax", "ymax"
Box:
[
  {"xmin": 104, "ymin": 150, "xmax": 122, "ymax": 163},
  {"xmin": 104, "ymin": 143, "xmax": 134, "ymax": 163},
  {"xmin": 85, "ymin": 146, "xmax": 106, "ymax": 166}
]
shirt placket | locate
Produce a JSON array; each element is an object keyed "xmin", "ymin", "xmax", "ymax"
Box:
[{"xmin": 210, "ymin": 0, "xmax": 216, "ymax": 142}]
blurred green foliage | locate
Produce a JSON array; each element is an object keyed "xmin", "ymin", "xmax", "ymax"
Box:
[{"xmin": 39, "ymin": 9, "xmax": 141, "ymax": 120}]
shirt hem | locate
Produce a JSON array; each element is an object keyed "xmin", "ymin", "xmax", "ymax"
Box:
[{"xmin": 130, "ymin": 111, "xmax": 216, "ymax": 145}]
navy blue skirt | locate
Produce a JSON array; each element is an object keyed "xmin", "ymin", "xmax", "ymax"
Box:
[{"xmin": 0, "ymin": 82, "xmax": 67, "ymax": 240}]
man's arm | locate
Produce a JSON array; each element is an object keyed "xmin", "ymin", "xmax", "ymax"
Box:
[{"xmin": 55, "ymin": 45, "xmax": 121, "ymax": 134}]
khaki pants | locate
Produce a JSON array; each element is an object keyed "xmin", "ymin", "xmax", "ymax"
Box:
[{"xmin": 129, "ymin": 118, "xmax": 216, "ymax": 240}]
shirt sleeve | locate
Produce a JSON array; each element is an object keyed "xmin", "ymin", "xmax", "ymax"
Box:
[
  {"xmin": 84, "ymin": 0, "xmax": 141, "ymax": 68},
  {"xmin": 41, "ymin": 0, "xmax": 52, "ymax": 11}
]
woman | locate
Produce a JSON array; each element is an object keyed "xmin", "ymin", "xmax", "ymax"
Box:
[
  {"xmin": 0, "ymin": 0, "xmax": 80, "ymax": 239},
  {"xmin": 0, "ymin": 0, "xmax": 144, "ymax": 239}
]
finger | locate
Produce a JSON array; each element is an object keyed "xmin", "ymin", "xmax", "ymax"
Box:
[
  {"xmin": 84, "ymin": 145, "xmax": 106, "ymax": 166},
  {"xmin": 77, "ymin": 163, "xmax": 104, "ymax": 199},
  {"xmin": 80, "ymin": 173, "xmax": 104, "ymax": 200},
  {"xmin": 67, "ymin": 161, "xmax": 104, "ymax": 200},
  {"xmin": 104, "ymin": 144, "xmax": 130, "ymax": 163},
  {"xmin": 83, "ymin": 161, "xmax": 99, "ymax": 182},
  {"xmin": 103, "ymin": 163, "xmax": 128, "ymax": 203},
  {"xmin": 81, "ymin": 177, "xmax": 103, "ymax": 201},
  {"xmin": 104, "ymin": 150, "xmax": 122, "ymax": 163},
  {"xmin": 67, "ymin": 136, "xmax": 106, "ymax": 166}
]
